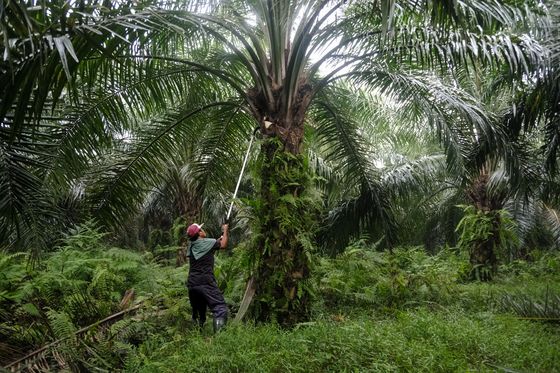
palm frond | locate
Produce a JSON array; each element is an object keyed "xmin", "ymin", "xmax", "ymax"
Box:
[
  {"xmin": 310, "ymin": 85, "xmax": 397, "ymax": 252},
  {"xmin": 381, "ymin": 154, "xmax": 447, "ymax": 201},
  {"xmin": 542, "ymin": 203, "xmax": 560, "ymax": 247},
  {"xmin": 497, "ymin": 290, "xmax": 560, "ymax": 322},
  {"xmin": 51, "ymin": 59, "xmax": 235, "ymax": 183},
  {"xmin": 346, "ymin": 70, "xmax": 496, "ymax": 174},
  {"xmin": 0, "ymin": 132, "xmax": 58, "ymax": 250},
  {"xmin": 313, "ymin": 0, "xmax": 546, "ymax": 85},
  {"xmin": 88, "ymin": 101, "xmax": 236, "ymax": 225}
]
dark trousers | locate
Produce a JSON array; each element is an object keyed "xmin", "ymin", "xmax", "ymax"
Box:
[
  {"xmin": 188, "ymin": 284, "xmax": 228, "ymax": 323},
  {"xmin": 189, "ymin": 288, "xmax": 207, "ymax": 325}
]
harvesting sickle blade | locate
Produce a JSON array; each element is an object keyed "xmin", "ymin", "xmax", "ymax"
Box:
[{"xmin": 234, "ymin": 277, "xmax": 256, "ymax": 322}]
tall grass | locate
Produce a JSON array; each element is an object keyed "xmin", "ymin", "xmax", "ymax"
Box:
[{"xmin": 129, "ymin": 309, "xmax": 559, "ymax": 372}]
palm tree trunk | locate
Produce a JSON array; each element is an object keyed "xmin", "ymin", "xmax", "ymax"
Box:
[
  {"xmin": 467, "ymin": 173, "xmax": 501, "ymax": 280},
  {"xmin": 246, "ymin": 80, "xmax": 315, "ymax": 325},
  {"xmin": 252, "ymin": 136, "xmax": 314, "ymax": 325},
  {"xmin": 176, "ymin": 198, "xmax": 202, "ymax": 267},
  {"xmin": 468, "ymin": 214, "xmax": 500, "ymax": 281}
]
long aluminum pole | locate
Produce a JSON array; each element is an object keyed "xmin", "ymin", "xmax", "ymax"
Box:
[{"xmin": 226, "ymin": 130, "xmax": 257, "ymax": 221}]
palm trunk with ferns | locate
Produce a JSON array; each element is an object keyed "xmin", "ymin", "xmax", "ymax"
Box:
[
  {"xmin": 465, "ymin": 171, "xmax": 503, "ymax": 280},
  {"xmin": 247, "ymin": 68, "xmax": 316, "ymax": 323},
  {"xmin": 253, "ymin": 139, "xmax": 314, "ymax": 323}
]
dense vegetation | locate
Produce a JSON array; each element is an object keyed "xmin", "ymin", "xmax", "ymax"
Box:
[
  {"xmin": 1, "ymin": 0, "xmax": 559, "ymax": 371},
  {"xmin": 1, "ymin": 224, "xmax": 559, "ymax": 371}
]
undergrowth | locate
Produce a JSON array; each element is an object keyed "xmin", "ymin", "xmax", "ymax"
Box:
[
  {"xmin": 2, "ymin": 223, "xmax": 559, "ymax": 371},
  {"xmin": 0, "ymin": 222, "xmax": 162, "ymax": 364},
  {"xmin": 128, "ymin": 310, "xmax": 560, "ymax": 372},
  {"xmin": 128, "ymin": 244, "xmax": 560, "ymax": 372}
]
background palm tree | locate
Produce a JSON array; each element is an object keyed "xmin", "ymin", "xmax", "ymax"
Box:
[{"xmin": 1, "ymin": 0, "xmax": 549, "ymax": 323}]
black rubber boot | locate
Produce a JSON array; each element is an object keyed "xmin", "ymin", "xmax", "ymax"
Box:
[{"xmin": 213, "ymin": 317, "xmax": 227, "ymax": 333}]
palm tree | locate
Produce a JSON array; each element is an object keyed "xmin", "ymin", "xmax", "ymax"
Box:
[
  {"xmin": 1, "ymin": 0, "xmax": 547, "ymax": 323},
  {"xmin": 371, "ymin": 62, "xmax": 560, "ymax": 279}
]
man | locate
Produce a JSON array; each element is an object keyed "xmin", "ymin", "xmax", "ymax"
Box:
[{"xmin": 186, "ymin": 222, "xmax": 229, "ymax": 333}]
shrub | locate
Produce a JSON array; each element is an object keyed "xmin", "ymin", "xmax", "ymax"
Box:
[{"xmin": 314, "ymin": 245, "xmax": 463, "ymax": 314}]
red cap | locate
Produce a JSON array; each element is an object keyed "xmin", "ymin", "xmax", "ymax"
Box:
[{"xmin": 186, "ymin": 223, "xmax": 203, "ymax": 237}]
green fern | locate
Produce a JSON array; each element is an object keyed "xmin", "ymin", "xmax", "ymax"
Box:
[
  {"xmin": 47, "ymin": 310, "xmax": 77, "ymax": 339},
  {"xmin": 316, "ymin": 246, "xmax": 461, "ymax": 311},
  {"xmin": 58, "ymin": 220, "xmax": 108, "ymax": 252},
  {"xmin": 456, "ymin": 205, "xmax": 520, "ymax": 255},
  {"xmin": 0, "ymin": 222, "xmax": 159, "ymax": 363}
]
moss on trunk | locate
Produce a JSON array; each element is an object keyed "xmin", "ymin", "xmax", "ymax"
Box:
[{"xmin": 250, "ymin": 138, "xmax": 317, "ymax": 326}]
